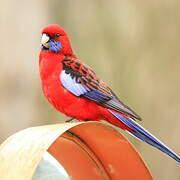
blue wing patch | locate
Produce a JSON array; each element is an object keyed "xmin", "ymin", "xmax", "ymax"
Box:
[
  {"xmin": 83, "ymin": 89, "xmax": 111, "ymax": 102},
  {"xmin": 60, "ymin": 70, "xmax": 110, "ymax": 102},
  {"xmin": 60, "ymin": 70, "xmax": 89, "ymax": 96}
]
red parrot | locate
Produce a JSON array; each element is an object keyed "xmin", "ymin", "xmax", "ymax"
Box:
[{"xmin": 39, "ymin": 24, "xmax": 180, "ymax": 163}]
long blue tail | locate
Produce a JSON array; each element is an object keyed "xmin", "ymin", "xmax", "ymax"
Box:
[{"xmin": 109, "ymin": 110, "xmax": 180, "ymax": 163}]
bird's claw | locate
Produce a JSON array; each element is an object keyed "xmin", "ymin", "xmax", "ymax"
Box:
[{"xmin": 65, "ymin": 117, "xmax": 75, "ymax": 123}]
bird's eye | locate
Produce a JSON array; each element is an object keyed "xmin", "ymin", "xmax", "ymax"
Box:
[{"xmin": 55, "ymin": 33, "xmax": 60, "ymax": 38}]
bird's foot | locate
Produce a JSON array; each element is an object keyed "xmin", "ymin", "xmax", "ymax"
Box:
[{"xmin": 65, "ymin": 117, "xmax": 75, "ymax": 123}]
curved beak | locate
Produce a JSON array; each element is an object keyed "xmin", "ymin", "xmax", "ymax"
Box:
[{"xmin": 41, "ymin": 34, "xmax": 50, "ymax": 48}]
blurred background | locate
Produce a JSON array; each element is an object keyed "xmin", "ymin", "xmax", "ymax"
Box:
[{"xmin": 1, "ymin": 0, "xmax": 180, "ymax": 179}]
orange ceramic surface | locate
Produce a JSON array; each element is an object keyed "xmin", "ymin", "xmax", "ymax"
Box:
[
  {"xmin": 48, "ymin": 132, "xmax": 109, "ymax": 180},
  {"xmin": 48, "ymin": 122, "xmax": 153, "ymax": 180}
]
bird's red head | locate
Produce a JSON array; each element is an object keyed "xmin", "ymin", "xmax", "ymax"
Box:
[{"xmin": 41, "ymin": 24, "xmax": 73, "ymax": 55}]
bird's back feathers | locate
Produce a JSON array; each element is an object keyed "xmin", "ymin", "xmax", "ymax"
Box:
[{"xmin": 61, "ymin": 55, "xmax": 142, "ymax": 120}]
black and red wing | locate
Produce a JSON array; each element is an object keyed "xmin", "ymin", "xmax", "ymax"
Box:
[{"xmin": 60, "ymin": 56, "xmax": 142, "ymax": 120}]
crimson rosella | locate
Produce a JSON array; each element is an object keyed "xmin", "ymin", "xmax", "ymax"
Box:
[{"xmin": 39, "ymin": 24, "xmax": 180, "ymax": 163}]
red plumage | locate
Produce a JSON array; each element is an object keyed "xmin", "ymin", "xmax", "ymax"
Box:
[{"xmin": 39, "ymin": 24, "xmax": 139, "ymax": 132}]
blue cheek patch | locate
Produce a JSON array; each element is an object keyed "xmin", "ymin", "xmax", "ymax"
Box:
[{"xmin": 48, "ymin": 40, "xmax": 62, "ymax": 53}]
